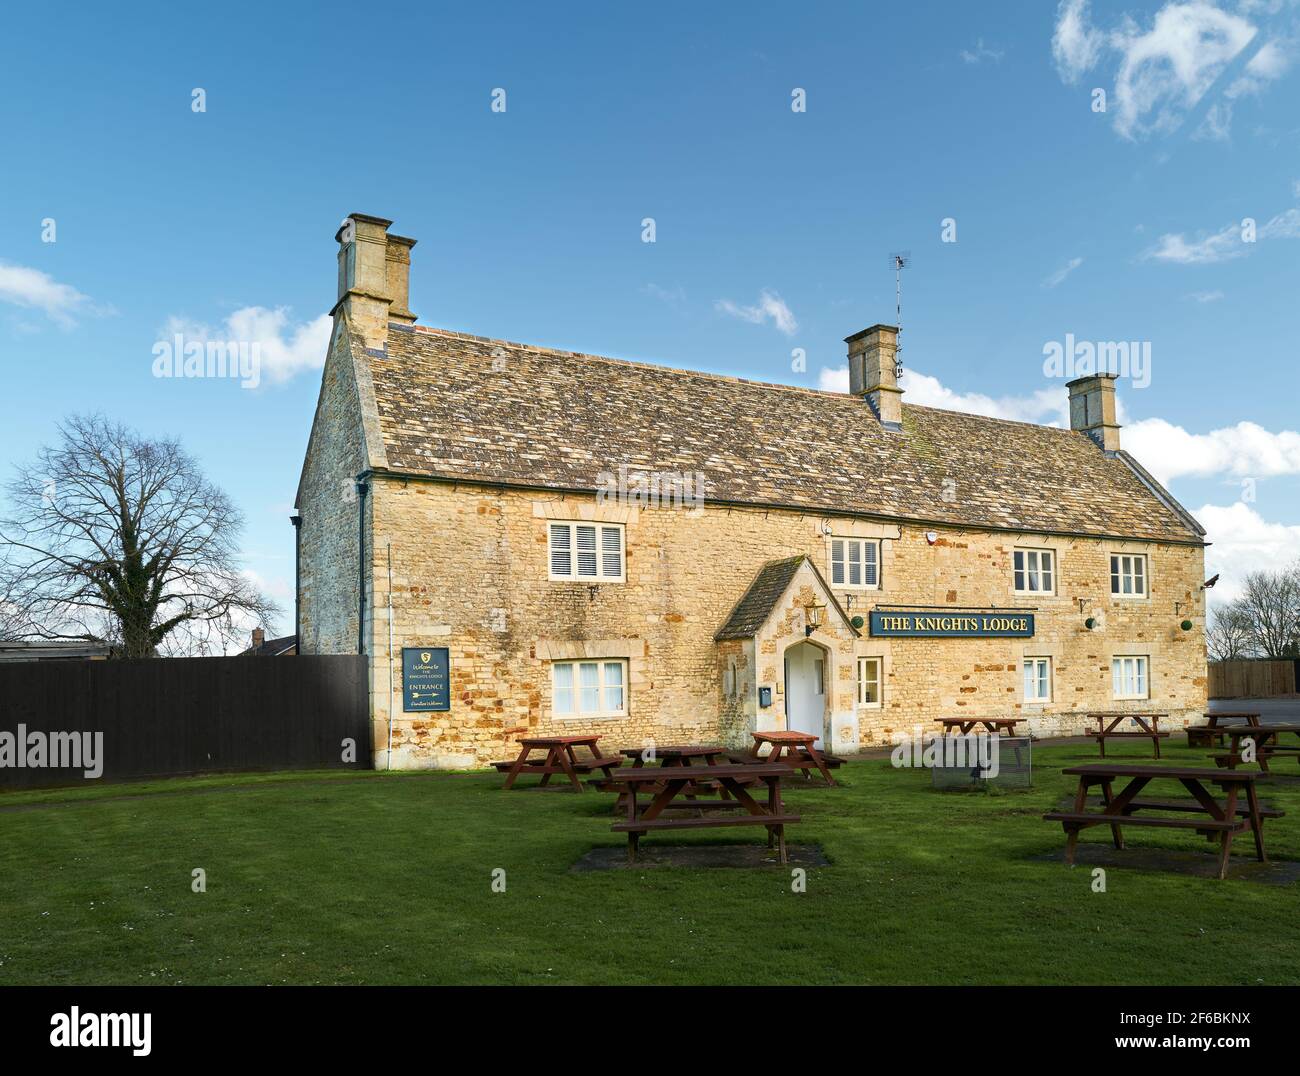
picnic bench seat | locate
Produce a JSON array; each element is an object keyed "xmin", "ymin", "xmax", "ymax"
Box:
[
  {"xmin": 1085, "ymin": 713, "xmax": 1169, "ymax": 758},
  {"xmin": 491, "ymin": 755, "xmax": 623, "ymax": 773}
]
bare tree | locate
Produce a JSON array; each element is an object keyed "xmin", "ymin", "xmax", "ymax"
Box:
[
  {"xmin": 0, "ymin": 415, "xmax": 277, "ymax": 657},
  {"xmin": 1206, "ymin": 599, "xmax": 1256, "ymax": 661},
  {"xmin": 1235, "ymin": 562, "xmax": 1300, "ymax": 659}
]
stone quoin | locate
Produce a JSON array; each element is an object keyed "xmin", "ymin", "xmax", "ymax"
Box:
[{"xmin": 294, "ymin": 213, "xmax": 1208, "ymax": 769}]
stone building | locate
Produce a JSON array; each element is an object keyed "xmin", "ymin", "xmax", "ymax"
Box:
[{"xmin": 295, "ymin": 213, "xmax": 1208, "ymax": 769}]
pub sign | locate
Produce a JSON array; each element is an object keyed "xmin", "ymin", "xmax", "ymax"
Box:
[
  {"xmin": 869, "ymin": 610, "xmax": 1034, "ymax": 638},
  {"xmin": 403, "ymin": 647, "xmax": 451, "ymax": 712}
]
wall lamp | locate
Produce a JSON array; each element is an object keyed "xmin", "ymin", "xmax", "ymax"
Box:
[{"xmin": 805, "ymin": 603, "xmax": 825, "ymax": 637}]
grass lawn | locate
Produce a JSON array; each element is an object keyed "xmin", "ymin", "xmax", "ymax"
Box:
[{"xmin": 1, "ymin": 740, "xmax": 1297, "ymax": 986}]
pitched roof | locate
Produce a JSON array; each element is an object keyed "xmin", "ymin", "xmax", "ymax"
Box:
[
  {"xmin": 715, "ymin": 555, "xmax": 860, "ymax": 641},
  {"xmin": 362, "ymin": 324, "xmax": 1204, "ymax": 545}
]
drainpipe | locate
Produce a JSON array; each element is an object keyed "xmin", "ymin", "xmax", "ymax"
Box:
[
  {"xmin": 289, "ymin": 512, "xmax": 302, "ymax": 648},
  {"xmin": 356, "ymin": 478, "xmax": 369, "ymax": 655}
]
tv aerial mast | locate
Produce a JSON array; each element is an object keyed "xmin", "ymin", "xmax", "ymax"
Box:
[{"xmin": 887, "ymin": 252, "xmax": 910, "ymax": 380}]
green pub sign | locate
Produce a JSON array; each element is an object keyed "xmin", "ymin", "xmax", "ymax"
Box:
[
  {"xmin": 403, "ymin": 647, "xmax": 450, "ymax": 712},
  {"xmin": 869, "ymin": 610, "xmax": 1034, "ymax": 638}
]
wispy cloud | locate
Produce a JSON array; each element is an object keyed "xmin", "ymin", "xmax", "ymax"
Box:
[
  {"xmin": 714, "ymin": 289, "xmax": 798, "ymax": 336},
  {"xmin": 961, "ymin": 38, "xmax": 1005, "ymax": 65},
  {"xmin": 160, "ymin": 307, "xmax": 331, "ymax": 385},
  {"xmin": 642, "ymin": 282, "xmax": 686, "ymax": 308},
  {"xmin": 1042, "ymin": 256, "xmax": 1084, "ymax": 288},
  {"xmin": 1185, "ymin": 288, "xmax": 1225, "ymax": 301},
  {"xmin": 0, "ymin": 262, "xmax": 108, "ymax": 328},
  {"xmin": 1143, "ymin": 206, "xmax": 1300, "ymax": 263},
  {"xmin": 1050, "ymin": 0, "xmax": 1297, "ymax": 141}
]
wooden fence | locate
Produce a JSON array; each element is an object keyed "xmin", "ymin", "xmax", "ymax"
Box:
[
  {"xmin": 1207, "ymin": 659, "xmax": 1299, "ymax": 699},
  {"xmin": 0, "ymin": 655, "xmax": 370, "ymax": 789}
]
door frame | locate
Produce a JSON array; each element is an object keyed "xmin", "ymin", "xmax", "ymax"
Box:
[{"xmin": 782, "ymin": 638, "xmax": 830, "ymax": 747}]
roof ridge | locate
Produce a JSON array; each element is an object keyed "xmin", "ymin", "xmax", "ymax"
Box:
[{"xmin": 400, "ymin": 323, "xmax": 1081, "ymax": 437}]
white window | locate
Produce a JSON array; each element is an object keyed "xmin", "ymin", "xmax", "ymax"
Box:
[
  {"xmin": 548, "ymin": 522, "xmax": 624, "ymax": 581},
  {"xmin": 552, "ymin": 660, "xmax": 627, "ymax": 718},
  {"xmin": 857, "ymin": 656, "xmax": 882, "ymax": 707},
  {"xmin": 1111, "ymin": 656, "xmax": 1149, "ymax": 700},
  {"xmin": 1110, "ymin": 553, "xmax": 1147, "ymax": 597},
  {"xmin": 1013, "ymin": 548, "xmax": 1055, "ymax": 594},
  {"xmin": 1023, "ymin": 657, "xmax": 1052, "ymax": 702},
  {"xmin": 830, "ymin": 538, "xmax": 880, "ymax": 589}
]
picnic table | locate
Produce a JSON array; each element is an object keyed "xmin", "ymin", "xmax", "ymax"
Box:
[
  {"xmin": 1044, "ymin": 764, "xmax": 1281, "ymax": 879},
  {"xmin": 731, "ymin": 730, "xmax": 843, "ymax": 786},
  {"xmin": 1085, "ymin": 712, "xmax": 1170, "ymax": 758},
  {"xmin": 609, "ymin": 762, "xmax": 799, "ymax": 863},
  {"xmin": 936, "ymin": 717, "xmax": 1023, "ymax": 736},
  {"xmin": 591, "ymin": 745, "xmax": 738, "ymax": 810},
  {"xmin": 491, "ymin": 735, "xmax": 622, "ymax": 791},
  {"xmin": 1187, "ymin": 711, "xmax": 1262, "ymax": 748},
  {"xmin": 1209, "ymin": 724, "xmax": 1300, "ymax": 772}
]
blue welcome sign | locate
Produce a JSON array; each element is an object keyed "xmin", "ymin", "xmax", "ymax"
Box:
[
  {"xmin": 869, "ymin": 610, "xmax": 1034, "ymax": 638},
  {"xmin": 402, "ymin": 647, "xmax": 450, "ymax": 711}
]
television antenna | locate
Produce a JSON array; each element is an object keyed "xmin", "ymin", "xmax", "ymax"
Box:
[{"xmin": 887, "ymin": 252, "xmax": 910, "ymax": 379}]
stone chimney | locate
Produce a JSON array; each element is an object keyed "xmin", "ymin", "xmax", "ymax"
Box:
[
  {"xmin": 1067, "ymin": 373, "xmax": 1120, "ymax": 452},
  {"xmin": 330, "ymin": 213, "xmax": 417, "ymax": 350},
  {"xmin": 251, "ymin": 628, "xmax": 265, "ymax": 650},
  {"xmin": 845, "ymin": 324, "xmax": 903, "ymax": 430}
]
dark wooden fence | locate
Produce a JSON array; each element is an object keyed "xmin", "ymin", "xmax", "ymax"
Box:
[
  {"xmin": 1208, "ymin": 659, "xmax": 1299, "ymax": 699},
  {"xmin": 0, "ymin": 655, "xmax": 370, "ymax": 789}
]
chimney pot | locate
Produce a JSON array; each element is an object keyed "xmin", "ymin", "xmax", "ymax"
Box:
[
  {"xmin": 252, "ymin": 628, "xmax": 265, "ymax": 650},
  {"xmin": 330, "ymin": 213, "xmax": 417, "ymax": 350}
]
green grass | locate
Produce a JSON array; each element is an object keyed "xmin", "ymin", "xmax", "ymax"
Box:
[{"xmin": 1, "ymin": 741, "xmax": 1298, "ymax": 985}]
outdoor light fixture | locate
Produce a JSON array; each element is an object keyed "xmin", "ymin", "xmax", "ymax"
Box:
[
  {"xmin": 805, "ymin": 603, "xmax": 826, "ymax": 637},
  {"xmin": 1084, "ymin": 616, "xmax": 1097, "ymax": 630}
]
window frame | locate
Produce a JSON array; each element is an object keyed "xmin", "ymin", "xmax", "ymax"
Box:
[
  {"xmin": 1022, "ymin": 656, "xmax": 1053, "ymax": 703},
  {"xmin": 1012, "ymin": 547, "xmax": 1056, "ymax": 596},
  {"xmin": 1109, "ymin": 553, "xmax": 1148, "ymax": 599},
  {"xmin": 1111, "ymin": 655, "xmax": 1150, "ymax": 700},
  {"xmin": 829, "ymin": 537, "xmax": 882, "ymax": 591},
  {"xmin": 856, "ymin": 656, "xmax": 883, "ymax": 708},
  {"xmin": 550, "ymin": 659, "xmax": 629, "ymax": 719},
  {"xmin": 547, "ymin": 521, "xmax": 625, "ymax": 582}
]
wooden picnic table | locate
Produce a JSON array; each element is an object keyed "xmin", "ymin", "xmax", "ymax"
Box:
[
  {"xmin": 491, "ymin": 735, "xmax": 622, "ymax": 791},
  {"xmin": 1209, "ymin": 724, "xmax": 1300, "ymax": 772},
  {"xmin": 936, "ymin": 717, "xmax": 1023, "ymax": 736},
  {"xmin": 1086, "ymin": 712, "xmax": 1170, "ymax": 758},
  {"xmin": 609, "ymin": 762, "xmax": 799, "ymax": 863},
  {"xmin": 734, "ymin": 730, "xmax": 842, "ymax": 786},
  {"xmin": 1044, "ymin": 764, "xmax": 1281, "ymax": 879},
  {"xmin": 1187, "ymin": 711, "xmax": 1263, "ymax": 748},
  {"xmin": 592, "ymin": 745, "xmax": 738, "ymax": 810}
]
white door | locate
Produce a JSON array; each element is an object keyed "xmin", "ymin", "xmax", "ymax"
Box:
[{"xmin": 785, "ymin": 642, "xmax": 826, "ymax": 748}]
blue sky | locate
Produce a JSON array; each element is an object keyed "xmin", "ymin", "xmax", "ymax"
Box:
[{"xmin": 1, "ymin": 0, "xmax": 1298, "ymax": 638}]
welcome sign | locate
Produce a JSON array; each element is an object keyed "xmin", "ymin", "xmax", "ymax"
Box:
[
  {"xmin": 869, "ymin": 610, "xmax": 1034, "ymax": 638},
  {"xmin": 403, "ymin": 647, "xmax": 451, "ymax": 712}
]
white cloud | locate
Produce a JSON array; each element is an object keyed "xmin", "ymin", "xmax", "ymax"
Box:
[
  {"xmin": 642, "ymin": 282, "xmax": 686, "ymax": 307},
  {"xmin": 1195, "ymin": 501, "xmax": 1300, "ymax": 602},
  {"xmin": 1292, "ymin": 177, "xmax": 1300, "ymax": 197},
  {"xmin": 1052, "ymin": 0, "xmax": 1107, "ymax": 81},
  {"xmin": 715, "ymin": 289, "xmax": 798, "ymax": 336},
  {"xmin": 1185, "ymin": 288, "xmax": 1226, "ymax": 301},
  {"xmin": 1052, "ymin": 1, "xmax": 1296, "ymax": 141},
  {"xmin": 961, "ymin": 38, "xmax": 1005, "ymax": 65},
  {"xmin": 1124, "ymin": 416, "xmax": 1300, "ymax": 484},
  {"xmin": 1043, "ymin": 256, "xmax": 1084, "ymax": 288},
  {"xmin": 817, "ymin": 366, "xmax": 1069, "ymax": 425},
  {"xmin": 0, "ymin": 262, "xmax": 105, "ymax": 328},
  {"xmin": 1143, "ymin": 205, "xmax": 1300, "ymax": 262},
  {"xmin": 160, "ymin": 307, "xmax": 331, "ymax": 385}
]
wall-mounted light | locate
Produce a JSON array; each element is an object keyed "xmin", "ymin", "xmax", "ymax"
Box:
[
  {"xmin": 925, "ymin": 531, "xmax": 939, "ymax": 545},
  {"xmin": 1084, "ymin": 616, "xmax": 1097, "ymax": 631},
  {"xmin": 805, "ymin": 603, "xmax": 825, "ymax": 637}
]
